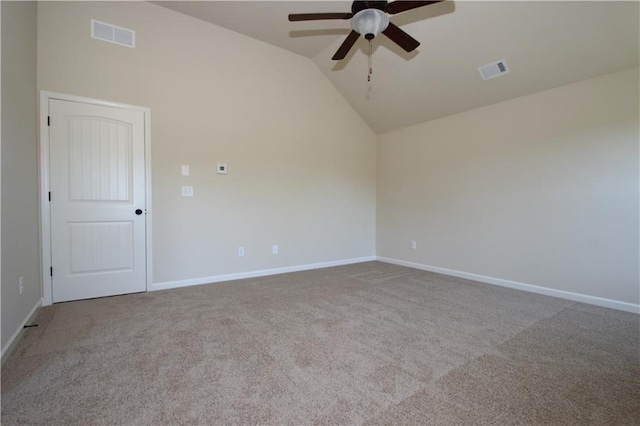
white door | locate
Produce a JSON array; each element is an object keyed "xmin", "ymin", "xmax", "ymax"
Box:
[{"xmin": 49, "ymin": 99, "xmax": 147, "ymax": 303}]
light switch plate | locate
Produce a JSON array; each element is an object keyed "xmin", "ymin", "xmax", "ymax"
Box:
[
  {"xmin": 182, "ymin": 186, "xmax": 194, "ymax": 197},
  {"xmin": 181, "ymin": 165, "xmax": 189, "ymax": 176},
  {"xmin": 217, "ymin": 163, "xmax": 228, "ymax": 174}
]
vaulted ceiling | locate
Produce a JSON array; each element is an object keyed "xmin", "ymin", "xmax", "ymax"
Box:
[{"xmin": 156, "ymin": 1, "xmax": 639, "ymax": 134}]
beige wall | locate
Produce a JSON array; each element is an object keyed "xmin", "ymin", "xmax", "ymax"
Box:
[
  {"xmin": 20, "ymin": 1, "xmax": 638, "ymax": 313},
  {"xmin": 1, "ymin": 1, "xmax": 41, "ymax": 351},
  {"xmin": 37, "ymin": 1, "xmax": 377, "ymax": 284},
  {"xmin": 378, "ymin": 68, "xmax": 640, "ymax": 305}
]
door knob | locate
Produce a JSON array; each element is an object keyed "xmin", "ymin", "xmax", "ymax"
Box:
[{"xmin": 135, "ymin": 209, "xmax": 143, "ymax": 215}]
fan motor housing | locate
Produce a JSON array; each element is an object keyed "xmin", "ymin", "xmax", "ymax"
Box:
[{"xmin": 352, "ymin": 1, "xmax": 388, "ymax": 14}]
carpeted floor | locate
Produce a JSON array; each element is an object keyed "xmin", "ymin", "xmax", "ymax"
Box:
[{"xmin": 2, "ymin": 261, "xmax": 639, "ymax": 425}]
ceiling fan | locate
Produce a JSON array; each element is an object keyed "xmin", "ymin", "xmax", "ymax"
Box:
[{"xmin": 288, "ymin": 1, "xmax": 444, "ymax": 61}]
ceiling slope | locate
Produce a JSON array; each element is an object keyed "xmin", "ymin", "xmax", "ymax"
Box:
[{"xmin": 156, "ymin": 1, "xmax": 640, "ymax": 134}]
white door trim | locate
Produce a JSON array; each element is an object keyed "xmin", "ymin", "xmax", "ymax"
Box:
[{"xmin": 39, "ymin": 91, "xmax": 152, "ymax": 306}]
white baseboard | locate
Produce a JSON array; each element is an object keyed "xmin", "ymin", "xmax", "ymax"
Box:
[
  {"xmin": 377, "ymin": 257, "xmax": 640, "ymax": 314},
  {"xmin": 151, "ymin": 256, "xmax": 377, "ymax": 292},
  {"xmin": 1, "ymin": 298, "xmax": 43, "ymax": 364}
]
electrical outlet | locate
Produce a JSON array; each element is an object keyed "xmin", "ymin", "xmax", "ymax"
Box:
[
  {"xmin": 272, "ymin": 245, "xmax": 278, "ymax": 255},
  {"xmin": 19, "ymin": 277, "xmax": 24, "ymax": 295},
  {"xmin": 411, "ymin": 240, "xmax": 417, "ymax": 250},
  {"xmin": 238, "ymin": 247, "xmax": 245, "ymax": 257}
]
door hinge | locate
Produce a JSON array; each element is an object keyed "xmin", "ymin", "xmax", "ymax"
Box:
[
  {"xmin": 47, "ymin": 116, "xmax": 50, "ymax": 126},
  {"xmin": 50, "ymin": 267, "xmax": 53, "ymax": 277},
  {"xmin": 48, "ymin": 192, "xmax": 51, "ymax": 202}
]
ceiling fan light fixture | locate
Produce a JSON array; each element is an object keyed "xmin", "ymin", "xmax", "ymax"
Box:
[{"xmin": 351, "ymin": 8, "xmax": 389, "ymax": 40}]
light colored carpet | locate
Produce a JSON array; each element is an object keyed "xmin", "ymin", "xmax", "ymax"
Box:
[{"xmin": 2, "ymin": 261, "xmax": 639, "ymax": 424}]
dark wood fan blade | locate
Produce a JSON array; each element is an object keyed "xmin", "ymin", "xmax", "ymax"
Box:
[
  {"xmin": 382, "ymin": 22, "xmax": 420, "ymax": 52},
  {"xmin": 288, "ymin": 13, "xmax": 352, "ymax": 22},
  {"xmin": 386, "ymin": 1, "xmax": 442, "ymax": 15},
  {"xmin": 332, "ymin": 30, "xmax": 360, "ymax": 60}
]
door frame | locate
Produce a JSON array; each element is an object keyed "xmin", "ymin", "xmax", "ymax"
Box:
[{"xmin": 39, "ymin": 91, "xmax": 152, "ymax": 306}]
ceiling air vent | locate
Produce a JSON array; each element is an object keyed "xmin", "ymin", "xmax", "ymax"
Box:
[
  {"xmin": 91, "ymin": 19, "xmax": 135, "ymax": 48},
  {"xmin": 478, "ymin": 59, "xmax": 509, "ymax": 81}
]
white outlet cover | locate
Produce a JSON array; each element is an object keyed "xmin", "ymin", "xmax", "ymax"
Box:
[
  {"xmin": 181, "ymin": 186, "xmax": 194, "ymax": 197},
  {"xmin": 181, "ymin": 165, "xmax": 189, "ymax": 176},
  {"xmin": 217, "ymin": 163, "xmax": 228, "ymax": 174},
  {"xmin": 238, "ymin": 247, "xmax": 245, "ymax": 257},
  {"xmin": 272, "ymin": 245, "xmax": 278, "ymax": 254}
]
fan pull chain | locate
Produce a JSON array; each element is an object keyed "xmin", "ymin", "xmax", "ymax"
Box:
[{"xmin": 368, "ymin": 40, "xmax": 373, "ymax": 82}]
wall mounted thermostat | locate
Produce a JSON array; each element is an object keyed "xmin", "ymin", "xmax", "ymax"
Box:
[{"xmin": 217, "ymin": 163, "xmax": 228, "ymax": 174}]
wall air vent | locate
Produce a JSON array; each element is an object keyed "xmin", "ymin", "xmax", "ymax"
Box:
[
  {"xmin": 91, "ymin": 19, "xmax": 135, "ymax": 48},
  {"xmin": 478, "ymin": 59, "xmax": 509, "ymax": 81}
]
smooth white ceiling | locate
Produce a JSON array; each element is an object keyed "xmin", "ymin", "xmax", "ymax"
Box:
[{"xmin": 156, "ymin": 1, "xmax": 639, "ymax": 134}]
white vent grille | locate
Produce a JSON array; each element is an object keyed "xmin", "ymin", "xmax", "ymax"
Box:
[
  {"xmin": 478, "ymin": 59, "xmax": 509, "ymax": 81},
  {"xmin": 91, "ymin": 19, "xmax": 135, "ymax": 48}
]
